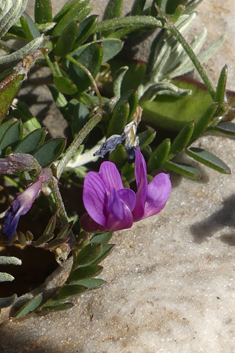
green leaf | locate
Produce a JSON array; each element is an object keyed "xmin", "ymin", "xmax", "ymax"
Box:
[
  {"xmin": 147, "ymin": 138, "xmax": 171, "ymax": 171},
  {"xmin": 53, "ymin": 76, "xmax": 78, "ymax": 95},
  {"xmin": 45, "ymin": 237, "xmax": 69, "ymax": 250},
  {"xmin": 14, "ymin": 128, "xmax": 46, "ymax": 154},
  {"xmin": 33, "ymin": 138, "xmax": 66, "ymax": 167},
  {"xmin": 142, "ymin": 76, "xmax": 214, "ymax": 132},
  {"xmin": 0, "ymin": 121, "xmax": 13, "ymax": 141},
  {"xmin": 0, "ymin": 121, "xmax": 22, "ymax": 156},
  {"xmin": 185, "ymin": 147, "xmax": 231, "ymax": 174},
  {"xmin": 12, "ymin": 100, "xmax": 42, "ymax": 132},
  {"xmin": 71, "ymin": 102, "xmax": 90, "ymax": 137},
  {"xmin": 73, "ymin": 15, "xmax": 98, "ymax": 49},
  {"xmin": 20, "ymin": 13, "xmax": 41, "ymax": 41},
  {"xmin": 89, "ymin": 244, "xmax": 115, "ymax": 265},
  {"xmin": 15, "ymin": 293, "xmax": 43, "ymax": 318},
  {"xmin": 130, "ymin": 0, "xmax": 146, "ymax": 15},
  {"xmin": 138, "ymin": 130, "xmax": 156, "ymax": 149},
  {"xmin": 35, "ymin": 0, "xmax": 53, "ymax": 24},
  {"xmin": 113, "ymin": 66, "xmax": 129, "ymax": 99},
  {"xmin": 71, "ymin": 38, "xmax": 123, "ymax": 64},
  {"xmin": 35, "ymin": 233, "xmax": 54, "ymax": 247},
  {"xmin": 170, "ymin": 121, "xmax": 194, "ymax": 156},
  {"xmin": 0, "ymin": 294, "xmax": 17, "ymax": 309},
  {"xmin": 69, "ymin": 43, "xmax": 103, "ymax": 93},
  {"xmin": 107, "ymin": 101, "xmax": 129, "ymax": 137},
  {"xmin": 102, "ymin": 0, "xmax": 123, "ymax": 36},
  {"xmin": 74, "ymin": 243, "xmax": 103, "ymax": 268},
  {"xmin": 214, "ymin": 65, "xmax": 228, "ymax": 108},
  {"xmin": 164, "ymin": 160, "xmax": 201, "ymax": 178},
  {"xmin": 54, "ymin": 20, "xmax": 79, "ymax": 57},
  {"xmin": 52, "ymin": 0, "xmax": 90, "ymax": 36},
  {"xmin": 71, "ymin": 278, "xmax": 105, "ymax": 289},
  {"xmin": 103, "ymin": 0, "xmax": 123, "ymax": 20},
  {"xmin": 43, "ymin": 214, "xmax": 57, "ymax": 236},
  {"xmin": 38, "ymin": 302, "xmax": 73, "ymax": 314},
  {"xmin": 109, "ymin": 144, "xmax": 128, "ymax": 169},
  {"xmin": 57, "ymin": 221, "xmax": 74, "ymax": 239},
  {"xmin": 48, "ymin": 85, "xmax": 68, "ymax": 109},
  {"xmin": 69, "ymin": 265, "xmax": 103, "ymax": 281},
  {"xmin": 0, "ymin": 72, "xmax": 25, "ymax": 123},
  {"xmin": 53, "ymin": 0, "xmax": 87, "ymax": 22},
  {"xmin": 56, "ymin": 284, "xmax": 88, "ymax": 299},
  {"xmin": 90, "ymin": 232, "xmax": 113, "ymax": 246},
  {"xmin": 191, "ymin": 102, "xmax": 218, "ymax": 141},
  {"xmin": 93, "ymin": 16, "xmax": 162, "ymax": 36},
  {"xmin": 207, "ymin": 121, "xmax": 235, "ymax": 136}
]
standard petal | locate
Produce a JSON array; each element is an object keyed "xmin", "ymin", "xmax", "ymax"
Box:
[
  {"xmin": 144, "ymin": 173, "xmax": 172, "ymax": 218},
  {"xmin": 118, "ymin": 188, "xmax": 136, "ymax": 212},
  {"xmin": 132, "ymin": 148, "xmax": 148, "ymax": 221},
  {"xmin": 99, "ymin": 161, "xmax": 123, "ymax": 193},
  {"xmin": 83, "ymin": 172, "xmax": 107, "ymax": 227}
]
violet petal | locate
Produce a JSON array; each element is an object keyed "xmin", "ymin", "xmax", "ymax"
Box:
[
  {"xmin": 144, "ymin": 173, "xmax": 172, "ymax": 218},
  {"xmin": 83, "ymin": 172, "xmax": 107, "ymax": 227},
  {"xmin": 99, "ymin": 161, "xmax": 123, "ymax": 193},
  {"xmin": 108, "ymin": 188, "xmax": 123, "ymax": 221},
  {"xmin": 118, "ymin": 188, "xmax": 136, "ymax": 212},
  {"xmin": 132, "ymin": 147, "xmax": 148, "ymax": 221},
  {"xmin": 106, "ymin": 202, "xmax": 133, "ymax": 231},
  {"xmin": 3, "ymin": 178, "xmax": 43, "ymax": 240}
]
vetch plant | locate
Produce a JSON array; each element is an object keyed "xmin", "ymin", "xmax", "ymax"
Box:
[{"xmin": 0, "ymin": 0, "xmax": 234, "ymax": 319}]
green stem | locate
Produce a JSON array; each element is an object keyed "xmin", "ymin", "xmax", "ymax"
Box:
[
  {"xmin": 166, "ymin": 23, "xmax": 216, "ymax": 99},
  {"xmin": 49, "ymin": 176, "xmax": 76, "ymax": 247},
  {"xmin": 56, "ymin": 109, "xmax": 103, "ymax": 179},
  {"xmin": 42, "ymin": 51, "xmax": 61, "ymax": 77},
  {"xmin": 66, "ymin": 54, "xmax": 103, "ymax": 105}
]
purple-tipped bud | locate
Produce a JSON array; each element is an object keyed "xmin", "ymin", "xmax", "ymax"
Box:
[
  {"xmin": 0, "ymin": 153, "xmax": 41, "ymax": 174},
  {"xmin": 3, "ymin": 168, "xmax": 52, "ymax": 240}
]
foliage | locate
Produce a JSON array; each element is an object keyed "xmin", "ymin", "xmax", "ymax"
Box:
[{"xmin": 0, "ymin": 0, "xmax": 234, "ymax": 317}]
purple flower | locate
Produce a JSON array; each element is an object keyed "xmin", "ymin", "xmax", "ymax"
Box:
[
  {"xmin": 3, "ymin": 168, "xmax": 52, "ymax": 240},
  {"xmin": 81, "ymin": 148, "xmax": 171, "ymax": 232}
]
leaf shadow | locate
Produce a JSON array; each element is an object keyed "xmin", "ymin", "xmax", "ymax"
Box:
[{"xmin": 190, "ymin": 194, "xmax": 235, "ymax": 244}]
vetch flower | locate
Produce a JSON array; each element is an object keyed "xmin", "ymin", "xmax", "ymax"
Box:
[
  {"xmin": 3, "ymin": 168, "xmax": 52, "ymax": 240},
  {"xmin": 81, "ymin": 148, "xmax": 171, "ymax": 232}
]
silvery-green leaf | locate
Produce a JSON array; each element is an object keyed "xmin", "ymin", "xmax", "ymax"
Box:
[
  {"xmin": 139, "ymin": 82, "xmax": 191, "ymax": 104},
  {"xmin": 0, "ymin": 37, "xmax": 44, "ymax": 65},
  {"xmin": 170, "ymin": 34, "xmax": 226, "ymax": 78},
  {"xmin": 0, "ymin": 272, "xmax": 14, "ymax": 282},
  {"xmin": 0, "ymin": 256, "xmax": 22, "ymax": 265},
  {"xmin": 113, "ymin": 66, "xmax": 129, "ymax": 99},
  {"xmin": 199, "ymin": 34, "xmax": 226, "ymax": 63},
  {"xmin": 0, "ymin": 294, "xmax": 17, "ymax": 309},
  {"xmin": 165, "ymin": 28, "xmax": 207, "ymax": 77},
  {"xmin": 0, "ymin": 0, "xmax": 28, "ymax": 38}
]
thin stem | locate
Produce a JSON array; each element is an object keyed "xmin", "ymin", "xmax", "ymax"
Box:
[
  {"xmin": 42, "ymin": 50, "xmax": 57, "ymax": 77},
  {"xmin": 49, "ymin": 176, "xmax": 76, "ymax": 247},
  {"xmin": 56, "ymin": 109, "xmax": 103, "ymax": 179},
  {"xmin": 42, "ymin": 50, "xmax": 61, "ymax": 77},
  {"xmin": 166, "ymin": 23, "xmax": 216, "ymax": 99},
  {"xmin": 66, "ymin": 54, "xmax": 103, "ymax": 106}
]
